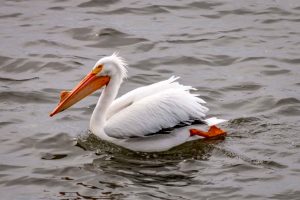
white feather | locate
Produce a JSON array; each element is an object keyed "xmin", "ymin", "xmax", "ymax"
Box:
[
  {"xmin": 106, "ymin": 76, "xmax": 205, "ymax": 120},
  {"xmin": 204, "ymin": 117, "xmax": 227, "ymax": 126},
  {"xmin": 105, "ymin": 87, "xmax": 208, "ymax": 138}
]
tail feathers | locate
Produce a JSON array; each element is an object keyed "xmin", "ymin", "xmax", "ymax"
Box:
[{"xmin": 204, "ymin": 117, "xmax": 227, "ymax": 126}]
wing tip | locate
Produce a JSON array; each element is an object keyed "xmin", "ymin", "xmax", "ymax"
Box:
[{"xmin": 204, "ymin": 117, "xmax": 228, "ymax": 126}]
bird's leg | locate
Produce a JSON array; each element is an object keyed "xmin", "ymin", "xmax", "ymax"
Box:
[{"xmin": 190, "ymin": 125, "xmax": 226, "ymax": 138}]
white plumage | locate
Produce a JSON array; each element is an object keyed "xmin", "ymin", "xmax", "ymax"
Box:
[
  {"xmin": 105, "ymin": 77, "xmax": 209, "ymax": 139},
  {"xmin": 51, "ymin": 53, "xmax": 227, "ymax": 152}
]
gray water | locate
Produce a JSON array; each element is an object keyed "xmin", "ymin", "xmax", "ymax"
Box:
[{"xmin": 1, "ymin": 0, "xmax": 300, "ymax": 199}]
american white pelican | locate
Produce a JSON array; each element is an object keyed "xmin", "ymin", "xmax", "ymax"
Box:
[{"xmin": 50, "ymin": 53, "xmax": 227, "ymax": 152}]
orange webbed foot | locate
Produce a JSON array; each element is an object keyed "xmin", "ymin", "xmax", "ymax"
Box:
[{"xmin": 190, "ymin": 125, "xmax": 227, "ymax": 138}]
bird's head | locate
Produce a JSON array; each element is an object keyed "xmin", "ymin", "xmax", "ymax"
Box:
[
  {"xmin": 49, "ymin": 53, "xmax": 127, "ymax": 117},
  {"xmin": 93, "ymin": 52, "xmax": 127, "ymax": 79}
]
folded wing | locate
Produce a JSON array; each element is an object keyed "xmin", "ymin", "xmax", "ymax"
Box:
[{"xmin": 104, "ymin": 77, "xmax": 208, "ymax": 138}]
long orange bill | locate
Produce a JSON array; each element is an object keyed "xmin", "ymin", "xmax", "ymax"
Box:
[{"xmin": 50, "ymin": 72, "xmax": 110, "ymax": 117}]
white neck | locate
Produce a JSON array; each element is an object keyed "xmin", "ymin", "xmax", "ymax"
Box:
[{"xmin": 90, "ymin": 75, "xmax": 122, "ymax": 137}]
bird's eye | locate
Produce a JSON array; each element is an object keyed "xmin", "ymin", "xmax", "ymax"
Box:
[{"xmin": 92, "ymin": 64, "xmax": 103, "ymax": 74}]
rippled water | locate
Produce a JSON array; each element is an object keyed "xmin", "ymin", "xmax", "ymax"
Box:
[{"xmin": 1, "ymin": 0, "xmax": 300, "ymax": 199}]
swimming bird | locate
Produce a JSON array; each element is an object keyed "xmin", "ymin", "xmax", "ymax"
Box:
[{"xmin": 50, "ymin": 53, "xmax": 227, "ymax": 152}]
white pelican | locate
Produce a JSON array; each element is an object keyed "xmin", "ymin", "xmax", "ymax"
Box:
[{"xmin": 50, "ymin": 53, "xmax": 227, "ymax": 152}]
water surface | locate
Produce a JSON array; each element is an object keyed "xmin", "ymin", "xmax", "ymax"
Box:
[{"xmin": 0, "ymin": 0, "xmax": 300, "ymax": 199}]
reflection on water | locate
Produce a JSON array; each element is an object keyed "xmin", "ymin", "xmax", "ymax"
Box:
[
  {"xmin": 0, "ymin": 0, "xmax": 300, "ymax": 199},
  {"xmin": 76, "ymin": 130, "xmax": 224, "ymax": 160}
]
